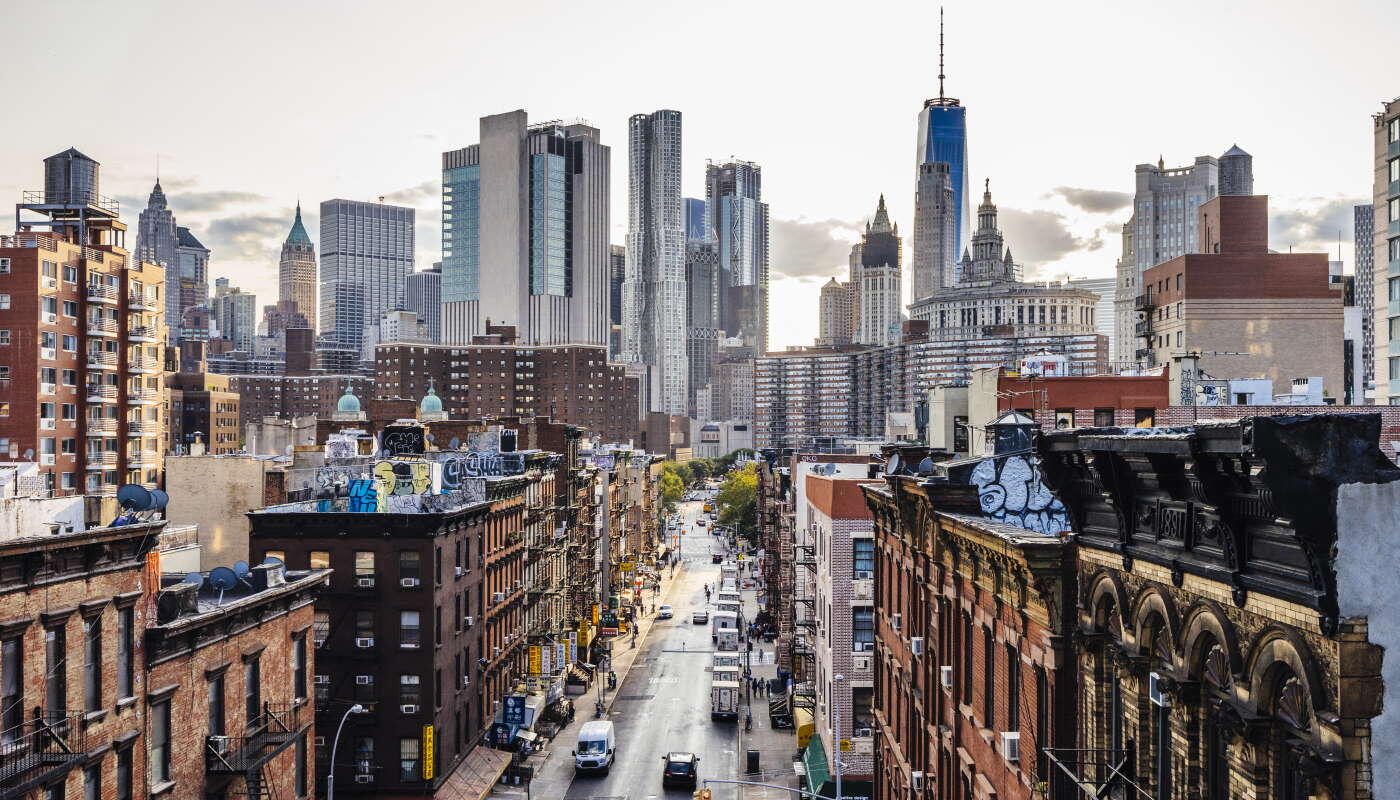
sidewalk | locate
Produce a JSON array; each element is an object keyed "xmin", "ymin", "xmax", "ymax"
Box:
[
  {"xmin": 487, "ymin": 555, "xmax": 692, "ymax": 798},
  {"xmin": 735, "ymin": 565, "xmax": 801, "ymax": 800}
]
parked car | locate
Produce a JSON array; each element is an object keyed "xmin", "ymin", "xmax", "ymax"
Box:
[
  {"xmin": 662, "ymin": 752, "xmax": 700, "ymax": 788},
  {"xmin": 711, "ymin": 553, "xmax": 723, "ymax": 564},
  {"xmin": 693, "ymin": 609, "xmax": 710, "ymax": 624},
  {"xmin": 696, "ymin": 519, "xmax": 706, "ymax": 527},
  {"xmin": 657, "ymin": 605, "xmax": 673, "ymax": 619}
]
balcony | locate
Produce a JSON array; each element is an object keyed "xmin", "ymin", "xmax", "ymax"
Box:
[
  {"xmin": 126, "ymin": 389, "xmax": 159, "ymax": 405},
  {"xmin": 0, "ymin": 712, "xmax": 87, "ymax": 797},
  {"xmin": 127, "ymin": 357, "xmax": 159, "ymax": 374},
  {"xmin": 85, "ymin": 384, "xmax": 117, "ymax": 403},
  {"xmin": 126, "ymin": 325, "xmax": 158, "ymax": 343},
  {"xmin": 86, "ymin": 352, "xmax": 117, "ymax": 371},
  {"xmin": 126, "ymin": 421, "xmax": 158, "ymax": 437},
  {"xmin": 84, "ymin": 452, "xmax": 117, "ymax": 469},
  {"xmin": 85, "ymin": 319, "xmax": 117, "ymax": 338},
  {"xmin": 1133, "ymin": 294, "xmax": 1154, "ymax": 311},
  {"xmin": 1134, "ymin": 320, "xmax": 1153, "ymax": 337},
  {"xmin": 205, "ymin": 703, "xmax": 306, "ymax": 778},
  {"xmin": 84, "ymin": 419, "xmax": 117, "ymax": 437},
  {"xmin": 128, "ymin": 450, "xmax": 159, "ymax": 467},
  {"xmin": 85, "ymin": 284, "xmax": 118, "ymax": 304},
  {"xmin": 127, "ymin": 292, "xmax": 158, "ymax": 311}
]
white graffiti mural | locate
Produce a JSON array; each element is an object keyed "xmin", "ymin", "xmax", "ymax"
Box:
[{"xmin": 966, "ymin": 454, "xmax": 1071, "ymax": 535}]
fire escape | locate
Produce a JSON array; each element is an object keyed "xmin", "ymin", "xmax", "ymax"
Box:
[
  {"xmin": 0, "ymin": 712, "xmax": 87, "ymax": 800},
  {"xmin": 791, "ymin": 530, "xmax": 818, "ymax": 716},
  {"xmin": 206, "ymin": 703, "xmax": 309, "ymax": 799}
]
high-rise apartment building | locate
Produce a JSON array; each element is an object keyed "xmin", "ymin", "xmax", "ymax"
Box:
[
  {"xmin": 706, "ymin": 161, "xmax": 770, "ymax": 354},
  {"xmin": 686, "ymin": 230, "xmax": 721, "ymax": 417},
  {"xmin": 817, "ymin": 277, "xmax": 852, "ymax": 346},
  {"xmin": 279, "ymin": 201, "xmax": 316, "ymax": 328},
  {"xmin": 623, "ymin": 109, "xmax": 688, "ymax": 414},
  {"xmin": 213, "ymin": 279, "xmax": 257, "ymax": 352},
  {"xmin": 174, "ymin": 225, "xmax": 210, "ymax": 329},
  {"xmin": 853, "ymin": 196, "xmax": 902, "ymax": 347},
  {"xmin": 608, "ymin": 244, "xmax": 625, "ymax": 358},
  {"xmin": 404, "ymin": 265, "xmax": 441, "ymax": 343},
  {"xmin": 1355, "ymin": 203, "xmax": 1375, "ymax": 399},
  {"xmin": 1374, "ymin": 99, "xmax": 1400, "ymax": 404},
  {"xmin": 440, "ymin": 111, "xmax": 610, "ymax": 347},
  {"xmin": 2, "ymin": 148, "xmax": 169, "ymax": 501},
  {"xmin": 915, "ymin": 13, "xmax": 970, "ymax": 283},
  {"xmin": 318, "ymin": 198, "xmax": 414, "ymax": 352}
]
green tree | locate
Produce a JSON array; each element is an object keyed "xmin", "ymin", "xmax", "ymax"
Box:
[
  {"xmin": 716, "ymin": 462, "xmax": 758, "ymax": 539},
  {"xmin": 659, "ymin": 469, "xmax": 685, "ymax": 514}
]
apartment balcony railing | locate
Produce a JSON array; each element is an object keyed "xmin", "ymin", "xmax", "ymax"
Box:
[
  {"xmin": 127, "ymin": 292, "xmax": 158, "ymax": 311},
  {"xmin": 85, "ymin": 352, "xmax": 117, "ymax": 371},
  {"xmin": 125, "ymin": 389, "xmax": 159, "ymax": 405},
  {"xmin": 126, "ymin": 421, "xmax": 159, "ymax": 436},
  {"xmin": 128, "ymin": 450, "xmax": 159, "ymax": 467},
  {"xmin": 127, "ymin": 357, "xmax": 159, "ymax": 374},
  {"xmin": 0, "ymin": 711, "xmax": 87, "ymax": 796},
  {"xmin": 85, "ymin": 319, "xmax": 117, "ymax": 338},
  {"xmin": 1133, "ymin": 294, "xmax": 1154, "ymax": 311},
  {"xmin": 84, "ymin": 452, "xmax": 117, "ymax": 469},
  {"xmin": 127, "ymin": 325, "xmax": 158, "ymax": 343},
  {"xmin": 85, "ymin": 283, "xmax": 118, "ymax": 304},
  {"xmin": 84, "ymin": 419, "xmax": 117, "ymax": 436},
  {"xmin": 84, "ymin": 384, "xmax": 116, "ymax": 403}
]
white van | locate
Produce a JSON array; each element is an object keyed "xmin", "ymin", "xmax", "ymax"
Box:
[
  {"xmin": 573, "ymin": 720, "xmax": 616, "ymax": 774},
  {"xmin": 711, "ymin": 610, "xmax": 738, "ymax": 641},
  {"xmin": 710, "ymin": 668, "xmax": 742, "ymax": 720},
  {"xmin": 715, "ymin": 628, "xmax": 740, "ymax": 651}
]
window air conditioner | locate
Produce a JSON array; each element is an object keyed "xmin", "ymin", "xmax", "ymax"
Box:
[
  {"xmin": 890, "ymin": 613, "xmax": 901, "ymax": 632},
  {"xmin": 314, "ymin": 736, "xmax": 326, "ymax": 747},
  {"xmin": 464, "ymin": 616, "xmax": 474, "ymax": 628},
  {"xmin": 315, "ymin": 675, "xmax": 330, "ymax": 685},
  {"xmin": 354, "ymin": 774, "xmax": 373, "ymax": 784},
  {"xmin": 910, "ymin": 636, "xmax": 925, "ymax": 657},
  {"xmin": 400, "ymin": 704, "xmax": 419, "ymax": 714},
  {"xmin": 455, "ymin": 566, "xmax": 464, "ymax": 578},
  {"xmin": 493, "ymin": 646, "xmax": 501, "ymax": 657},
  {"xmin": 400, "ymin": 577, "xmax": 420, "ymax": 588},
  {"xmin": 208, "ymin": 736, "xmax": 230, "ymax": 755},
  {"xmin": 356, "ymin": 577, "xmax": 375, "ymax": 588},
  {"xmin": 354, "ymin": 675, "xmax": 373, "ymax": 685},
  {"xmin": 492, "ymin": 592, "xmax": 505, "ymax": 604},
  {"xmin": 940, "ymin": 666, "xmax": 953, "ymax": 689},
  {"xmin": 853, "ymin": 570, "xmax": 873, "ymax": 580},
  {"xmin": 1000, "ymin": 731, "xmax": 1021, "ymax": 763},
  {"xmin": 355, "ymin": 637, "xmax": 375, "ymax": 648},
  {"xmin": 463, "ymin": 675, "xmax": 471, "ymax": 687},
  {"xmin": 910, "ymin": 771, "xmax": 925, "ymax": 790}
]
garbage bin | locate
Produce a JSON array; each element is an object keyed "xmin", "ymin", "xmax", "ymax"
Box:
[{"xmin": 746, "ymin": 749, "xmax": 760, "ymax": 774}]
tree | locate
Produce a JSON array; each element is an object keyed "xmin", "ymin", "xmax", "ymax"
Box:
[
  {"xmin": 659, "ymin": 470, "xmax": 684, "ymax": 514},
  {"xmin": 716, "ymin": 448, "xmax": 756, "ymax": 474},
  {"xmin": 716, "ymin": 462, "xmax": 758, "ymax": 539}
]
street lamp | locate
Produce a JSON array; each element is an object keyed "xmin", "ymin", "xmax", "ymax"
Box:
[
  {"xmin": 326, "ymin": 703, "xmax": 367, "ymax": 800},
  {"xmin": 832, "ymin": 674, "xmax": 845, "ymax": 800}
]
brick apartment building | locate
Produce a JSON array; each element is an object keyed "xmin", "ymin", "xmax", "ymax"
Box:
[
  {"xmin": 374, "ymin": 325, "xmax": 642, "ymax": 444},
  {"xmin": 863, "ymin": 476, "xmax": 1076, "ymax": 800},
  {"xmin": 228, "ymin": 374, "xmax": 374, "ymax": 432},
  {"xmin": 1137, "ymin": 194, "xmax": 1344, "ymax": 399},
  {"xmin": 166, "ymin": 371, "xmax": 240, "ymax": 454},
  {"xmin": 0, "ymin": 149, "xmax": 169, "ymax": 513}
]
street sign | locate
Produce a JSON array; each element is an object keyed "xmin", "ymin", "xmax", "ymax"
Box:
[
  {"xmin": 421, "ymin": 725, "xmax": 435, "ymax": 779},
  {"xmin": 839, "ymin": 738, "xmax": 852, "ymax": 752},
  {"xmin": 504, "ymin": 695, "xmax": 526, "ymax": 725},
  {"xmin": 528, "ymin": 646, "xmax": 542, "ymax": 675}
]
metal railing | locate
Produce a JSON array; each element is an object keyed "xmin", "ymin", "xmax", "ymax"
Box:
[
  {"xmin": 85, "ymin": 319, "xmax": 117, "ymax": 337},
  {"xmin": 85, "ymin": 284, "xmax": 117, "ymax": 303},
  {"xmin": 127, "ymin": 357, "xmax": 159, "ymax": 372},
  {"xmin": 22, "ymin": 190, "xmax": 119, "ymax": 213},
  {"xmin": 84, "ymin": 419, "xmax": 117, "ymax": 435},
  {"xmin": 127, "ymin": 326, "xmax": 157, "ymax": 341},
  {"xmin": 0, "ymin": 711, "xmax": 87, "ymax": 792},
  {"xmin": 127, "ymin": 292, "xmax": 157, "ymax": 309},
  {"xmin": 205, "ymin": 703, "xmax": 304, "ymax": 775},
  {"xmin": 1042, "ymin": 747, "xmax": 1153, "ymax": 799},
  {"xmin": 85, "ymin": 352, "xmax": 117, "ymax": 369},
  {"xmin": 126, "ymin": 389, "xmax": 159, "ymax": 404},
  {"xmin": 0, "ymin": 233, "xmax": 59, "ymax": 251}
]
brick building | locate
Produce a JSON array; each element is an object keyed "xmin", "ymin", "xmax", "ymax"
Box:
[
  {"xmin": 862, "ymin": 477, "xmax": 1076, "ymax": 800},
  {"xmin": 1040, "ymin": 414, "xmax": 1399, "ymax": 800},
  {"xmin": 1137, "ymin": 194, "xmax": 1344, "ymax": 399},
  {"xmin": 0, "ymin": 148, "xmax": 169, "ymax": 512},
  {"xmin": 166, "ymin": 371, "xmax": 240, "ymax": 454},
  {"xmin": 228, "ymin": 373, "xmax": 374, "ymax": 431}
]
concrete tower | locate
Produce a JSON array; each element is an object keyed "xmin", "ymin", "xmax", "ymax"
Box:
[
  {"xmin": 854, "ymin": 195, "xmax": 903, "ymax": 346},
  {"xmin": 279, "ymin": 202, "xmax": 316, "ymax": 330}
]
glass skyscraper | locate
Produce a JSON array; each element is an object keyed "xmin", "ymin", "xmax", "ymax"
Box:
[
  {"xmin": 917, "ymin": 102, "xmax": 969, "ymax": 257},
  {"xmin": 318, "ymin": 198, "xmax": 414, "ymax": 351},
  {"xmin": 441, "ymin": 160, "xmax": 480, "ymax": 303}
]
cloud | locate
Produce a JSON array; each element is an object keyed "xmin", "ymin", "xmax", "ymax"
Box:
[
  {"xmin": 998, "ymin": 208, "xmax": 1104, "ymax": 267},
  {"xmin": 1051, "ymin": 186, "xmax": 1132, "ymax": 214},
  {"xmin": 770, "ymin": 217, "xmax": 861, "ymax": 279},
  {"xmin": 381, "ymin": 181, "xmax": 438, "ymax": 207},
  {"xmin": 201, "ymin": 214, "xmax": 290, "ymax": 264},
  {"xmin": 1270, "ymin": 196, "xmax": 1365, "ymax": 254},
  {"xmin": 115, "ymin": 188, "xmax": 266, "ymax": 217}
]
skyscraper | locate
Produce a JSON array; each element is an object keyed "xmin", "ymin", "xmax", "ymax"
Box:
[
  {"xmin": 853, "ymin": 196, "xmax": 903, "ymax": 347},
  {"xmin": 174, "ymin": 226, "xmax": 210, "ymax": 337},
  {"xmin": 1354, "ymin": 203, "xmax": 1375, "ymax": 397},
  {"xmin": 405, "ymin": 265, "xmax": 442, "ymax": 343},
  {"xmin": 608, "ymin": 244, "xmax": 625, "ymax": 358},
  {"xmin": 213, "ymin": 279, "xmax": 257, "ymax": 352},
  {"xmin": 623, "ymin": 109, "xmax": 688, "ymax": 415},
  {"xmin": 1372, "ymin": 99, "xmax": 1400, "ymax": 404},
  {"xmin": 440, "ymin": 110, "xmax": 610, "ymax": 347},
  {"xmin": 705, "ymin": 160, "xmax": 770, "ymax": 354},
  {"xmin": 817, "ymin": 277, "xmax": 853, "ymax": 346},
  {"xmin": 279, "ymin": 202, "xmax": 316, "ymax": 329},
  {"xmin": 318, "ymin": 198, "xmax": 414, "ymax": 352},
  {"xmin": 685, "ymin": 199, "xmax": 720, "ymax": 415},
  {"xmin": 914, "ymin": 10, "xmax": 969, "ymax": 293},
  {"xmin": 134, "ymin": 180, "xmax": 181, "ymax": 331}
]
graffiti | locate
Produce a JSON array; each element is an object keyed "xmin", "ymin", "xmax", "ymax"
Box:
[
  {"xmin": 963, "ymin": 453, "xmax": 1071, "ymax": 535},
  {"xmin": 347, "ymin": 479, "xmax": 379, "ymax": 513},
  {"xmin": 428, "ymin": 443, "xmax": 527, "ymax": 478},
  {"xmin": 589, "ymin": 455, "xmax": 615, "ymax": 471},
  {"xmin": 380, "ymin": 425, "xmax": 426, "ymax": 458},
  {"xmin": 373, "ymin": 460, "xmax": 432, "ymax": 501}
]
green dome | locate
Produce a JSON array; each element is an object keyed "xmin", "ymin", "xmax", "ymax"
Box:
[
  {"xmin": 420, "ymin": 383, "xmax": 443, "ymax": 414},
  {"xmin": 336, "ymin": 385, "xmax": 361, "ymax": 414}
]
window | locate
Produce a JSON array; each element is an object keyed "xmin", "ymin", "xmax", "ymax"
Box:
[
  {"xmin": 61, "ymin": 335, "xmax": 76, "ymax": 352},
  {"xmin": 245, "ymin": 656, "xmax": 261, "ymax": 727},
  {"xmin": 62, "ymin": 369, "xmax": 76, "ymax": 386},
  {"xmin": 1035, "ymin": 666, "xmax": 1050, "ymax": 780},
  {"xmin": 149, "ymin": 699, "xmax": 171, "ymax": 785},
  {"xmin": 400, "ymin": 674, "xmax": 421, "ymax": 707},
  {"xmin": 353, "ymin": 736, "xmax": 374, "ymax": 777},
  {"xmin": 116, "ymin": 607, "xmax": 134, "ymax": 699},
  {"xmin": 400, "ymin": 611, "xmax": 421, "ymax": 648},
  {"xmin": 62, "ymin": 404, "xmax": 76, "ymax": 421},
  {"xmin": 354, "ymin": 551, "xmax": 375, "ymax": 578},
  {"xmin": 313, "ymin": 611, "xmax": 330, "ymax": 647},
  {"xmin": 1093, "ymin": 408, "xmax": 1114, "ymax": 427},
  {"xmin": 1006, "ymin": 645, "xmax": 1020, "ymax": 732},
  {"xmin": 983, "ymin": 629, "xmax": 995, "ymax": 729},
  {"xmin": 83, "ymin": 615, "xmax": 101, "ymax": 712},
  {"xmin": 962, "ymin": 614, "xmax": 974, "ymax": 705},
  {"xmin": 1391, "ymin": 197, "xmax": 1400, "ymax": 224},
  {"xmin": 207, "ymin": 674, "xmax": 225, "ymax": 736},
  {"xmin": 356, "ymin": 610, "xmax": 375, "ymax": 639},
  {"xmin": 399, "ymin": 550, "xmax": 421, "ymax": 580},
  {"xmin": 293, "ymin": 635, "xmax": 307, "ymax": 700},
  {"xmin": 85, "ymin": 763, "xmax": 101, "ymax": 800},
  {"xmin": 63, "ymin": 300, "xmax": 78, "ymax": 316},
  {"xmin": 115, "ymin": 747, "xmax": 132, "ymax": 800},
  {"xmin": 309, "ymin": 550, "xmax": 330, "ymax": 571},
  {"xmin": 435, "ymin": 546, "xmax": 442, "ymax": 585},
  {"xmin": 1390, "ymin": 158, "xmax": 1400, "ymax": 184},
  {"xmin": 1, "ymin": 636, "xmax": 20, "ymax": 740},
  {"xmin": 45, "ymin": 626, "xmax": 66, "ymax": 714},
  {"xmin": 0, "ymin": 294, "xmax": 10, "ymax": 310},
  {"xmin": 0, "ymin": 258, "xmax": 7, "ymax": 273},
  {"xmin": 852, "ymin": 539, "xmax": 874, "ymax": 575},
  {"xmin": 852, "ymin": 609, "xmax": 874, "ymax": 649},
  {"xmin": 296, "ymin": 733, "xmax": 308, "ymax": 797},
  {"xmin": 399, "ymin": 737, "xmax": 421, "ymax": 781},
  {"xmin": 63, "ymin": 265, "xmax": 77, "ymax": 283},
  {"xmin": 0, "ymin": 331, "xmax": 8, "ymax": 347}
]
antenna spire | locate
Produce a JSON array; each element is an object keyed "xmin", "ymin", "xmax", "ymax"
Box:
[{"xmin": 938, "ymin": 7, "xmax": 946, "ymax": 101}]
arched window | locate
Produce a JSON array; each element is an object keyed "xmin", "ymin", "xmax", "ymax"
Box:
[
  {"xmin": 1140, "ymin": 613, "xmax": 1171, "ymax": 799},
  {"xmin": 1266, "ymin": 664, "xmax": 1311, "ymax": 800},
  {"xmin": 1197, "ymin": 639, "xmax": 1232, "ymax": 800}
]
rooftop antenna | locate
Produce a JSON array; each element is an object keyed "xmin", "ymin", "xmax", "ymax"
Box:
[{"xmin": 938, "ymin": 6, "xmax": 946, "ymax": 101}]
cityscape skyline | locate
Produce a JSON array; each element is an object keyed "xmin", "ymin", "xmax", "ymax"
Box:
[{"xmin": 0, "ymin": 0, "xmax": 1393, "ymax": 352}]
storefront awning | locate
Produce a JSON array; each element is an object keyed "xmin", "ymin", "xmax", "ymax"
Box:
[
  {"xmin": 433, "ymin": 744, "xmax": 512, "ymax": 800},
  {"xmin": 802, "ymin": 736, "xmax": 830, "ymax": 794}
]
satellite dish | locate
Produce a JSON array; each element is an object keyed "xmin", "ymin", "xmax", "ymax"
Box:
[
  {"xmin": 116, "ymin": 484, "xmax": 153, "ymax": 511},
  {"xmin": 448, "ymin": 437, "xmax": 460, "ymax": 450},
  {"xmin": 208, "ymin": 566, "xmax": 238, "ymax": 605},
  {"xmin": 22, "ymin": 449, "xmax": 33, "ymax": 460},
  {"xmin": 181, "ymin": 572, "xmax": 204, "ymax": 587},
  {"xmin": 917, "ymin": 457, "xmax": 935, "ymax": 476},
  {"xmin": 261, "ymin": 555, "xmax": 284, "ymax": 568},
  {"xmin": 148, "ymin": 489, "xmax": 169, "ymax": 511},
  {"xmin": 232, "ymin": 561, "xmax": 250, "ymax": 579}
]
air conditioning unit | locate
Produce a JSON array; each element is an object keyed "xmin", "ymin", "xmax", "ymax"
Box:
[
  {"xmin": 353, "ymin": 774, "xmax": 373, "ymax": 784},
  {"xmin": 940, "ymin": 666, "xmax": 953, "ymax": 689},
  {"xmin": 43, "ymin": 312, "xmax": 57, "ymax": 323},
  {"xmin": 854, "ymin": 728, "xmax": 873, "ymax": 738},
  {"xmin": 853, "ymin": 570, "xmax": 873, "ymax": 580},
  {"xmin": 39, "ymin": 454, "xmax": 55, "ymax": 465},
  {"xmin": 356, "ymin": 577, "xmax": 375, "ymax": 588},
  {"xmin": 492, "ymin": 592, "xmax": 505, "ymax": 604},
  {"xmin": 400, "ymin": 704, "xmax": 419, "ymax": 714},
  {"xmin": 463, "ymin": 616, "xmax": 474, "ymax": 628},
  {"xmin": 910, "ymin": 636, "xmax": 925, "ymax": 657},
  {"xmin": 400, "ymin": 577, "xmax": 420, "ymax": 588},
  {"xmin": 853, "ymin": 656, "xmax": 870, "ymax": 672},
  {"xmin": 890, "ymin": 613, "xmax": 902, "ymax": 632},
  {"xmin": 42, "ymin": 277, "xmax": 57, "ymax": 289},
  {"xmin": 1000, "ymin": 731, "xmax": 1021, "ymax": 763},
  {"xmin": 401, "ymin": 641, "xmax": 419, "ymax": 649},
  {"xmin": 208, "ymin": 736, "xmax": 230, "ymax": 755},
  {"xmin": 492, "ymin": 646, "xmax": 501, "ymax": 657},
  {"xmin": 462, "ymin": 675, "xmax": 471, "ymax": 687},
  {"xmin": 355, "ymin": 675, "xmax": 373, "ymax": 685},
  {"xmin": 355, "ymin": 637, "xmax": 375, "ymax": 648},
  {"xmin": 910, "ymin": 771, "xmax": 925, "ymax": 790},
  {"xmin": 455, "ymin": 566, "xmax": 464, "ymax": 578},
  {"xmin": 1149, "ymin": 671, "xmax": 1171, "ymax": 707},
  {"xmin": 314, "ymin": 736, "xmax": 326, "ymax": 747},
  {"xmin": 315, "ymin": 675, "xmax": 330, "ymax": 685}
]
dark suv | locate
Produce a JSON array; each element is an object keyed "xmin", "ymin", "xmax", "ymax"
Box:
[{"xmin": 661, "ymin": 752, "xmax": 699, "ymax": 788}]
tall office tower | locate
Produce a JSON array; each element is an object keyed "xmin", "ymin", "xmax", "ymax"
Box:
[
  {"xmin": 1373, "ymin": 99, "xmax": 1400, "ymax": 404},
  {"xmin": 1113, "ymin": 150, "xmax": 1222, "ymax": 365},
  {"xmin": 174, "ymin": 226, "xmax": 210, "ymax": 333},
  {"xmin": 278, "ymin": 202, "xmax": 316, "ymax": 328},
  {"xmin": 853, "ymin": 196, "xmax": 903, "ymax": 347},
  {"xmin": 915, "ymin": 10, "xmax": 970, "ymax": 280},
  {"xmin": 817, "ymin": 277, "xmax": 853, "ymax": 345},
  {"xmin": 134, "ymin": 180, "xmax": 181, "ymax": 332},
  {"xmin": 1111, "ymin": 222, "xmax": 1136, "ymax": 363},
  {"xmin": 705, "ymin": 160, "xmax": 770, "ymax": 354},
  {"xmin": 1069, "ymin": 276, "xmax": 1116, "ymax": 354},
  {"xmin": 608, "ymin": 244, "xmax": 625, "ymax": 358},
  {"xmin": 912, "ymin": 161, "xmax": 957, "ymax": 300},
  {"xmin": 623, "ymin": 109, "xmax": 688, "ymax": 414},
  {"xmin": 686, "ymin": 235, "xmax": 721, "ymax": 416},
  {"xmin": 318, "ymin": 198, "xmax": 414, "ymax": 352},
  {"xmin": 440, "ymin": 111, "xmax": 610, "ymax": 347},
  {"xmin": 212, "ymin": 280, "xmax": 257, "ymax": 352},
  {"xmin": 404, "ymin": 265, "xmax": 442, "ymax": 343},
  {"xmin": 1354, "ymin": 204, "xmax": 1375, "ymax": 397},
  {"xmin": 684, "ymin": 197, "xmax": 708, "ymax": 240}
]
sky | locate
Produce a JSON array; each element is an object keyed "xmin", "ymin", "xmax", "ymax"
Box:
[{"xmin": 3, "ymin": 0, "xmax": 1396, "ymax": 350}]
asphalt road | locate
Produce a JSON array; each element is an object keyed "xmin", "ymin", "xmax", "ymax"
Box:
[{"xmin": 565, "ymin": 498, "xmax": 735, "ymax": 799}]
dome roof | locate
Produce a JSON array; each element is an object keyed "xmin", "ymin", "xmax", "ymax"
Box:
[
  {"xmin": 336, "ymin": 385, "xmax": 361, "ymax": 414},
  {"xmin": 420, "ymin": 382, "xmax": 443, "ymax": 414}
]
